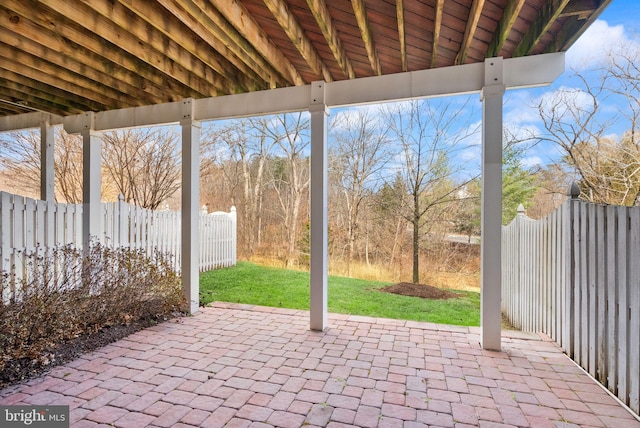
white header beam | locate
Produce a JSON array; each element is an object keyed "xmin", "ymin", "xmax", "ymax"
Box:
[
  {"xmin": 0, "ymin": 53, "xmax": 564, "ymax": 133},
  {"xmin": 0, "ymin": 112, "xmax": 64, "ymax": 132}
]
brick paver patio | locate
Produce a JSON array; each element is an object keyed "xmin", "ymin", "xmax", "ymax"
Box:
[{"xmin": 1, "ymin": 303, "xmax": 638, "ymax": 427}]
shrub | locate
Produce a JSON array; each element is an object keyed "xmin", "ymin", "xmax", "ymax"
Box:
[{"xmin": 0, "ymin": 243, "xmax": 185, "ymax": 385}]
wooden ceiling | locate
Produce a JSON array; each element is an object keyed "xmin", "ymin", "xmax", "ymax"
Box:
[{"xmin": 0, "ymin": 0, "xmax": 611, "ymax": 118}]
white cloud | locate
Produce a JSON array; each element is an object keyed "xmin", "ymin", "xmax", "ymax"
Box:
[
  {"xmin": 521, "ymin": 155, "xmax": 543, "ymax": 168},
  {"xmin": 566, "ymin": 20, "xmax": 628, "ymax": 70}
]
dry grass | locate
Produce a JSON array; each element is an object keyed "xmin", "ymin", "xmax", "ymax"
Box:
[{"xmin": 249, "ymin": 241, "xmax": 481, "ymax": 292}]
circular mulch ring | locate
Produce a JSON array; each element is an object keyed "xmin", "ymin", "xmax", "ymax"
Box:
[{"xmin": 379, "ymin": 282, "xmax": 461, "ymax": 300}]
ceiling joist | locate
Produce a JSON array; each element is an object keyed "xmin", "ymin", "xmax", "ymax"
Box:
[
  {"xmin": 486, "ymin": 0, "xmax": 527, "ymax": 58},
  {"xmin": 210, "ymin": 0, "xmax": 304, "ymax": 86},
  {"xmin": 514, "ymin": 0, "xmax": 571, "ymax": 57},
  {"xmin": 263, "ymin": 0, "xmax": 333, "ymax": 82},
  {"xmin": 306, "ymin": 0, "xmax": 355, "ymax": 79},
  {"xmin": 456, "ymin": 0, "xmax": 485, "ymax": 65},
  {"xmin": 396, "ymin": 0, "xmax": 407, "ymax": 72},
  {"xmin": 1, "ymin": 0, "xmax": 203, "ymax": 101},
  {"xmin": 116, "ymin": 0, "xmax": 263, "ymax": 92},
  {"xmin": 72, "ymin": 0, "xmax": 233, "ymax": 95},
  {"xmin": 431, "ymin": 0, "xmax": 445, "ymax": 68},
  {"xmin": 158, "ymin": 0, "xmax": 280, "ymax": 88},
  {"xmin": 351, "ymin": 0, "xmax": 382, "ymax": 76}
]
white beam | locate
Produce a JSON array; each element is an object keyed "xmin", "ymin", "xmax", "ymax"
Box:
[
  {"xmin": 309, "ymin": 81, "xmax": 329, "ymax": 331},
  {"xmin": 80, "ymin": 113, "xmax": 102, "ymax": 250},
  {"xmin": 40, "ymin": 121, "xmax": 55, "ymax": 202},
  {"xmin": 480, "ymin": 58, "xmax": 505, "ymax": 351},
  {"xmin": 0, "ymin": 53, "xmax": 560, "ymax": 134},
  {"xmin": 181, "ymin": 99, "xmax": 201, "ymax": 315},
  {"xmin": 0, "ymin": 112, "xmax": 63, "ymax": 132}
]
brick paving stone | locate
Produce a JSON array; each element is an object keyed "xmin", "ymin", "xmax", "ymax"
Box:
[
  {"xmin": 267, "ymin": 410, "xmax": 306, "ymax": 428},
  {"xmin": 113, "ymin": 411, "xmax": 156, "ymax": 428},
  {"xmin": 452, "ymin": 402, "xmax": 479, "ymax": 425},
  {"xmin": 189, "ymin": 395, "xmax": 224, "ymax": 412},
  {"xmin": 236, "ymin": 404, "xmax": 274, "ymax": 422},
  {"xmin": 124, "ymin": 391, "xmax": 163, "ymax": 412},
  {"xmin": 200, "ymin": 407, "xmax": 236, "ymax": 428},
  {"xmin": 225, "ymin": 389, "xmax": 255, "ymax": 409},
  {"xmin": 353, "ymin": 405, "xmax": 381, "ymax": 428},
  {"xmin": 327, "ymin": 393, "xmax": 360, "ymax": 410},
  {"xmin": 161, "ymin": 389, "xmax": 197, "ymax": 405},
  {"xmin": 142, "ymin": 400, "xmax": 173, "ymax": 416},
  {"xmin": 153, "ymin": 405, "xmax": 193, "ymax": 427},
  {"xmin": 179, "ymin": 408, "xmax": 209, "ymax": 426},
  {"xmin": 82, "ymin": 390, "xmax": 124, "ymax": 410},
  {"xmin": 381, "ymin": 403, "xmax": 417, "ymax": 420},
  {"xmin": 331, "ymin": 407, "xmax": 356, "ymax": 424},
  {"xmin": 85, "ymin": 405, "xmax": 129, "ymax": 424},
  {"xmin": 288, "ymin": 399, "xmax": 314, "ymax": 415},
  {"xmin": 416, "ymin": 410, "xmax": 455, "ymax": 427}
]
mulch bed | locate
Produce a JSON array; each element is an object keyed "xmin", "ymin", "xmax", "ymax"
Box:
[
  {"xmin": 0, "ymin": 316, "xmax": 174, "ymax": 389},
  {"xmin": 379, "ymin": 282, "xmax": 461, "ymax": 299}
]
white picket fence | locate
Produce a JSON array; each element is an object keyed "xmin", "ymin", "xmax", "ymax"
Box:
[
  {"xmin": 502, "ymin": 194, "xmax": 640, "ymax": 416},
  {"xmin": 0, "ymin": 191, "xmax": 236, "ymax": 299}
]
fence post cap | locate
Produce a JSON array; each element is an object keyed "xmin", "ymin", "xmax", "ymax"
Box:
[
  {"xmin": 517, "ymin": 204, "xmax": 525, "ymax": 215},
  {"xmin": 568, "ymin": 182, "xmax": 580, "ymax": 199},
  {"xmin": 201, "ymin": 205, "xmax": 208, "ymax": 214},
  {"xmin": 118, "ymin": 194, "xmax": 124, "ymax": 202},
  {"xmin": 230, "ymin": 206, "xmax": 236, "ymax": 212}
]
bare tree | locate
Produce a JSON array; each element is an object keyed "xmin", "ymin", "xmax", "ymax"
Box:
[
  {"xmin": 262, "ymin": 113, "xmax": 310, "ymax": 268},
  {"xmin": 102, "ymin": 128, "xmax": 181, "ymax": 209},
  {"xmin": 383, "ymin": 99, "xmax": 479, "ymax": 284},
  {"xmin": 329, "ymin": 108, "xmax": 390, "ymax": 276},
  {"xmin": 0, "ymin": 128, "xmax": 97, "ymax": 203}
]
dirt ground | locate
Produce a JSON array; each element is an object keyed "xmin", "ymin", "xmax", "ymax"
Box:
[{"xmin": 379, "ymin": 282, "xmax": 461, "ymax": 299}]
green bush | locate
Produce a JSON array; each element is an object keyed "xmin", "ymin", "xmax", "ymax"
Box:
[{"xmin": 0, "ymin": 243, "xmax": 185, "ymax": 385}]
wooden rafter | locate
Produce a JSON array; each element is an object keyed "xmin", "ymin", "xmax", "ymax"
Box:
[
  {"xmin": 431, "ymin": 0, "xmax": 445, "ymax": 68},
  {"xmin": 0, "ymin": 68, "xmax": 97, "ymax": 112},
  {"xmin": 0, "ymin": 45, "xmax": 133, "ymax": 109},
  {"xmin": 513, "ymin": 0, "xmax": 571, "ymax": 57},
  {"xmin": 0, "ymin": 87, "xmax": 81, "ymax": 116},
  {"xmin": 0, "ymin": 18, "xmax": 166, "ymax": 106},
  {"xmin": 486, "ymin": 0, "xmax": 526, "ymax": 57},
  {"xmin": 1, "ymin": 0, "xmax": 203, "ymax": 100},
  {"xmin": 263, "ymin": 0, "xmax": 333, "ymax": 82},
  {"xmin": 456, "ymin": 0, "xmax": 485, "ymax": 65},
  {"xmin": 73, "ymin": 0, "xmax": 236, "ymax": 94},
  {"xmin": 118, "ymin": 0, "xmax": 264, "ymax": 92},
  {"xmin": 161, "ymin": 0, "xmax": 284, "ymax": 88},
  {"xmin": 351, "ymin": 0, "xmax": 382, "ymax": 76},
  {"xmin": 209, "ymin": 0, "xmax": 304, "ymax": 86},
  {"xmin": 306, "ymin": 0, "xmax": 355, "ymax": 79},
  {"xmin": 396, "ymin": 0, "xmax": 407, "ymax": 72}
]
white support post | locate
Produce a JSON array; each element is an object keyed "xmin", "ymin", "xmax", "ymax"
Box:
[
  {"xmin": 480, "ymin": 58, "xmax": 505, "ymax": 351},
  {"xmin": 40, "ymin": 121, "xmax": 55, "ymax": 202},
  {"xmin": 81, "ymin": 113, "xmax": 102, "ymax": 250},
  {"xmin": 181, "ymin": 99, "xmax": 201, "ymax": 314},
  {"xmin": 309, "ymin": 82, "xmax": 329, "ymax": 331}
]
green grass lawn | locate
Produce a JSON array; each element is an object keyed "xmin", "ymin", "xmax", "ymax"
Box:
[{"xmin": 200, "ymin": 261, "xmax": 480, "ymax": 326}]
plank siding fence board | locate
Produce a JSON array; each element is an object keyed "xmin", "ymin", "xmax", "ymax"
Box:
[
  {"xmin": 502, "ymin": 191, "xmax": 640, "ymax": 416},
  {"xmin": 0, "ymin": 191, "xmax": 236, "ymax": 301}
]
